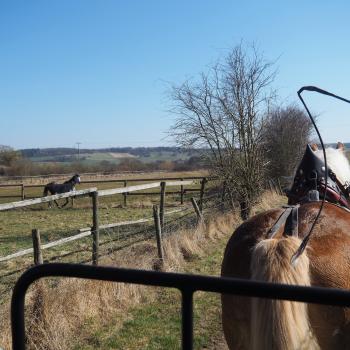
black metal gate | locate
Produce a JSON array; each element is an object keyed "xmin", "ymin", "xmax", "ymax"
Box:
[{"xmin": 11, "ymin": 263, "xmax": 350, "ymax": 349}]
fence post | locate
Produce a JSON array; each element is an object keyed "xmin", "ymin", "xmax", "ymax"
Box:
[
  {"xmin": 123, "ymin": 180, "xmax": 127, "ymax": 207},
  {"xmin": 191, "ymin": 198, "xmax": 203, "ymax": 224},
  {"xmin": 32, "ymin": 229, "xmax": 43, "ymax": 265},
  {"xmin": 270, "ymin": 179, "xmax": 279, "ymax": 194},
  {"xmin": 199, "ymin": 177, "xmax": 207, "ymax": 212},
  {"xmin": 21, "ymin": 184, "xmax": 25, "ymax": 200},
  {"xmin": 221, "ymin": 181, "xmax": 227, "ymax": 208},
  {"xmin": 91, "ymin": 191, "xmax": 99, "ymax": 265},
  {"xmin": 160, "ymin": 181, "xmax": 166, "ymax": 229},
  {"xmin": 180, "ymin": 178, "xmax": 184, "ymax": 205},
  {"xmin": 153, "ymin": 205, "xmax": 164, "ymax": 261},
  {"xmin": 277, "ymin": 178, "xmax": 283, "ymax": 195}
]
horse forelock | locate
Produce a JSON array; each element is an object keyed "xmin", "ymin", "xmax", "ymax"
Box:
[{"xmin": 315, "ymin": 147, "xmax": 350, "ymax": 186}]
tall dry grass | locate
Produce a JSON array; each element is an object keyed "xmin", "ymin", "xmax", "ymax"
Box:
[{"xmin": 0, "ymin": 191, "xmax": 284, "ymax": 350}]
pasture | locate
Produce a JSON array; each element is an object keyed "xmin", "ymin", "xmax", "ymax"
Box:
[
  {"xmin": 0, "ymin": 169, "xmax": 288, "ymax": 349},
  {"xmin": 1, "ymin": 185, "xmax": 285, "ymax": 349},
  {"xmin": 25, "ymin": 148, "xmax": 200, "ymax": 166},
  {"xmin": 0, "ymin": 171, "xmax": 208, "ymax": 297}
]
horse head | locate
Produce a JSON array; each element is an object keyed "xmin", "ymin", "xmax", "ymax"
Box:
[
  {"xmin": 73, "ymin": 174, "xmax": 81, "ymax": 184},
  {"xmin": 288, "ymin": 142, "xmax": 350, "ymax": 208},
  {"xmin": 314, "ymin": 142, "xmax": 350, "ymax": 187}
]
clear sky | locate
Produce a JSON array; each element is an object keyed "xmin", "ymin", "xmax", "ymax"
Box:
[{"xmin": 1, "ymin": 0, "xmax": 350, "ymax": 149}]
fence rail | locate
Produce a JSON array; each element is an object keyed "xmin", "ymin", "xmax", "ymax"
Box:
[
  {"xmin": 0, "ymin": 176, "xmax": 208, "ymax": 200},
  {"xmin": 0, "ymin": 188, "xmax": 97, "ymax": 211},
  {"xmin": 0, "ymin": 208, "xmax": 184, "ymax": 263}
]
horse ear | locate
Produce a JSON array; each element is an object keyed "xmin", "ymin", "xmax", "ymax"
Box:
[
  {"xmin": 337, "ymin": 142, "xmax": 345, "ymax": 151},
  {"xmin": 310, "ymin": 143, "xmax": 318, "ymax": 151}
]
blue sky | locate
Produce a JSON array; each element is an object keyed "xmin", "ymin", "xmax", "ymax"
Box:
[{"xmin": 1, "ymin": 0, "xmax": 350, "ymax": 149}]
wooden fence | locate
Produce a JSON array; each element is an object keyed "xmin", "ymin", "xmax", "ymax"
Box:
[
  {"xmin": 0, "ymin": 175, "xmax": 208, "ymax": 205},
  {"xmin": 0, "ymin": 179, "xmax": 209, "ymax": 267}
]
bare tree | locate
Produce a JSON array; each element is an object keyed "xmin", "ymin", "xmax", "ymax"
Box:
[
  {"xmin": 0, "ymin": 148, "xmax": 21, "ymax": 166},
  {"xmin": 170, "ymin": 44, "xmax": 276, "ymax": 219},
  {"xmin": 263, "ymin": 105, "xmax": 313, "ymax": 180}
]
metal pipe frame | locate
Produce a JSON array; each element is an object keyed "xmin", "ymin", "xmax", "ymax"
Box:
[{"xmin": 11, "ymin": 263, "xmax": 350, "ymax": 350}]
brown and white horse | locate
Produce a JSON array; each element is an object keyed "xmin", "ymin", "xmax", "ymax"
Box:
[{"xmin": 221, "ymin": 144, "xmax": 350, "ymax": 350}]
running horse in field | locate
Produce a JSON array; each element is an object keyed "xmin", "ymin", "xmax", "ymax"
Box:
[
  {"xmin": 43, "ymin": 174, "xmax": 81, "ymax": 208},
  {"xmin": 221, "ymin": 143, "xmax": 350, "ymax": 350}
]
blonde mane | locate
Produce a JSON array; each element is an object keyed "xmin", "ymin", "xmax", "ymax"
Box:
[{"xmin": 315, "ymin": 146, "xmax": 350, "ymax": 186}]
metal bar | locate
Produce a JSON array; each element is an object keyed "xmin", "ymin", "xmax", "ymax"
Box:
[
  {"xmin": 182, "ymin": 289, "xmax": 193, "ymax": 350},
  {"xmin": 11, "ymin": 263, "xmax": 350, "ymax": 349}
]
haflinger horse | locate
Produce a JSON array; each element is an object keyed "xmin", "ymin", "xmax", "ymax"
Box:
[
  {"xmin": 43, "ymin": 174, "xmax": 81, "ymax": 208},
  {"xmin": 221, "ymin": 142, "xmax": 350, "ymax": 350}
]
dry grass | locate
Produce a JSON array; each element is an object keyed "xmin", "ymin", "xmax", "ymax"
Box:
[
  {"xmin": 0, "ymin": 190, "xmax": 284, "ymax": 350},
  {"xmin": 251, "ymin": 190, "xmax": 287, "ymax": 215}
]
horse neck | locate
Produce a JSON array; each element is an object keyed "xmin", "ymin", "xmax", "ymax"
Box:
[{"xmin": 66, "ymin": 177, "xmax": 77, "ymax": 184}]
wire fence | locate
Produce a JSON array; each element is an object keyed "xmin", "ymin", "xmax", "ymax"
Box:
[{"xmin": 0, "ymin": 190, "xmax": 228, "ymax": 302}]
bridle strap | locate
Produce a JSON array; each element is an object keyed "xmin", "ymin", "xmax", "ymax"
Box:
[{"xmin": 267, "ymin": 205, "xmax": 299, "ymax": 239}]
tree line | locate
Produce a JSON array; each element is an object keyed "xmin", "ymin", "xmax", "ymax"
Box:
[
  {"xmin": 0, "ymin": 150, "xmax": 207, "ymax": 176},
  {"xmin": 20, "ymin": 146, "xmax": 203, "ymax": 158}
]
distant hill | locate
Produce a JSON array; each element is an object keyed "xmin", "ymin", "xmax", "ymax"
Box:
[{"xmin": 19, "ymin": 147, "xmax": 206, "ymax": 165}]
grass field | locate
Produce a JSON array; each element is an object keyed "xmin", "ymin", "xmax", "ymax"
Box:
[
  {"xmin": 0, "ymin": 171, "xmax": 209, "ymax": 300},
  {"xmin": 79, "ymin": 217, "xmax": 245, "ymax": 350},
  {"xmin": 0, "ymin": 191, "xmax": 286, "ymax": 349},
  {"xmin": 0, "ymin": 171, "xmax": 206, "ymax": 254},
  {"xmin": 73, "ymin": 235, "xmax": 230, "ymax": 350},
  {"xmin": 27, "ymin": 150, "xmax": 198, "ymax": 166}
]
